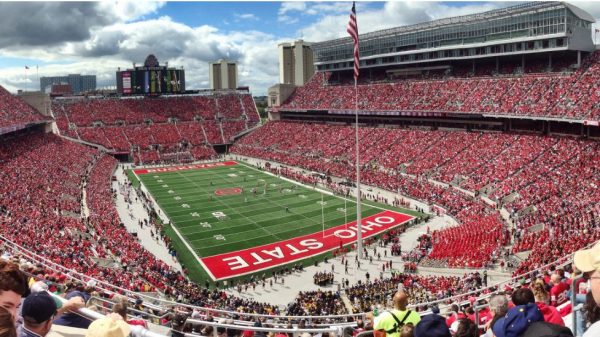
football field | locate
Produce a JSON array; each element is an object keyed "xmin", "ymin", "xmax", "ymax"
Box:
[{"xmin": 132, "ymin": 161, "xmax": 423, "ymax": 283}]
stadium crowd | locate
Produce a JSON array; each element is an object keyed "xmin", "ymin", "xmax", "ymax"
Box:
[
  {"xmin": 52, "ymin": 93, "xmax": 260, "ymax": 164},
  {"xmin": 282, "ymin": 51, "xmax": 600, "ymax": 120},
  {"xmin": 0, "ymin": 86, "xmax": 48, "ymax": 129},
  {"xmin": 0, "ymin": 132, "xmax": 278, "ymax": 318}
]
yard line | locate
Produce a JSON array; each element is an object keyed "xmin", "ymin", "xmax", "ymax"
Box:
[
  {"xmin": 159, "ymin": 193, "xmax": 329, "ymax": 217},
  {"xmin": 184, "ymin": 211, "xmax": 354, "ymax": 242},
  {"xmin": 149, "ymin": 164, "xmax": 376, "ymax": 237},
  {"xmin": 174, "ymin": 170, "xmax": 286, "ymax": 242},
  {"xmin": 235, "ymin": 161, "xmax": 392, "ymax": 212},
  {"xmin": 170, "ymin": 171, "xmax": 356, "ymax": 236}
]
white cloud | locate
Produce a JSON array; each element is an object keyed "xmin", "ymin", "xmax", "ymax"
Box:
[
  {"xmin": 0, "ymin": 13, "xmax": 290, "ymax": 95},
  {"xmin": 299, "ymin": 2, "xmax": 506, "ymax": 42},
  {"xmin": 278, "ymin": 2, "xmax": 353, "ymax": 22},
  {"xmin": 97, "ymin": 0, "xmax": 165, "ymax": 22},
  {"xmin": 306, "ymin": 2, "xmax": 349, "ymax": 15},
  {"xmin": 278, "ymin": 15, "xmax": 299, "ymax": 24},
  {"xmin": 279, "ymin": 2, "xmax": 306, "ymax": 15},
  {"xmin": 235, "ymin": 13, "xmax": 259, "ymax": 21}
]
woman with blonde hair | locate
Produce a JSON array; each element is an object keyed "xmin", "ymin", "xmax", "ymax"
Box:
[{"xmin": 531, "ymin": 279, "xmax": 564, "ymax": 326}]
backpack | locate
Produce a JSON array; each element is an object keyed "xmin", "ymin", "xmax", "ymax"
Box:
[{"xmin": 385, "ymin": 310, "xmax": 413, "ymax": 334}]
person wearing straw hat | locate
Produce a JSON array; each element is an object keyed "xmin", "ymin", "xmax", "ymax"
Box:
[
  {"xmin": 85, "ymin": 313, "xmax": 130, "ymax": 337},
  {"xmin": 573, "ymin": 242, "xmax": 600, "ymax": 337}
]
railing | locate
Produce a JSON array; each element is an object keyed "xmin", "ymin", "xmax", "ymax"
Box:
[
  {"xmin": 184, "ymin": 319, "xmax": 340, "ymax": 337},
  {"xmin": 88, "ymin": 296, "xmax": 171, "ymax": 325},
  {"xmin": 2, "ymin": 226, "xmax": 596, "ymax": 331},
  {"xmin": 571, "ymin": 273, "xmax": 585, "ymax": 336},
  {"xmin": 2, "ymin": 232, "xmax": 584, "ymax": 319},
  {"xmin": 46, "ymin": 291, "xmax": 166, "ymax": 337}
]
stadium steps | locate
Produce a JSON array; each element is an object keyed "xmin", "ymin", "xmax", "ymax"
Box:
[
  {"xmin": 173, "ymin": 123, "xmax": 184, "ymax": 139},
  {"xmin": 239, "ymin": 95, "xmax": 248, "ymax": 121},
  {"xmin": 501, "ymin": 192, "xmax": 520, "ymax": 206},
  {"xmin": 81, "ymin": 185, "xmax": 90, "ymax": 218},
  {"xmin": 433, "ymin": 133, "xmax": 483, "ymax": 172},
  {"xmin": 218, "ymin": 121, "xmax": 225, "ymax": 144},
  {"xmin": 199, "ymin": 122, "xmax": 210, "ymax": 144},
  {"xmin": 57, "ymin": 134, "xmax": 112, "ymax": 153},
  {"xmin": 512, "ymin": 250, "xmax": 531, "ymax": 263},
  {"xmin": 340, "ymin": 292, "xmax": 355, "ymax": 314}
]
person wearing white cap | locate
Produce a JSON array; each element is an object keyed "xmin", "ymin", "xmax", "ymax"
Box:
[{"xmin": 573, "ymin": 241, "xmax": 600, "ymax": 337}]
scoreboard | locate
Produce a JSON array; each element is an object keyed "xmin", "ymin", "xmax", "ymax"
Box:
[{"xmin": 116, "ymin": 67, "xmax": 185, "ymax": 96}]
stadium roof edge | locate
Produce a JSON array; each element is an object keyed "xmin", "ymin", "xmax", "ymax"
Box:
[
  {"xmin": 313, "ymin": 1, "xmax": 594, "ymax": 48},
  {"xmin": 563, "ymin": 2, "xmax": 596, "ymax": 23}
]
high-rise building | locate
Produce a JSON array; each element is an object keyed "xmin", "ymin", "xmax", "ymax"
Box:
[
  {"xmin": 209, "ymin": 59, "xmax": 237, "ymax": 90},
  {"xmin": 40, "ymin": 74, "xmax": 96, "ymax": 94},
  {"xmin": 278, "ymin": 40, "xmax": 315, "ymax": 86}
]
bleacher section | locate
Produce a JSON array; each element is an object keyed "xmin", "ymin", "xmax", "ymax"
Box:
[
  {"xmin": 0, "ymin": 86, "xmax": 48, "ymax": 130},
  {"xmin": 281, "ymin": 51, "xmax": 600, "ymax": 120},
  {"xmin": 53, "ymin": 93, "xmax": 261, "ymax": 164}
]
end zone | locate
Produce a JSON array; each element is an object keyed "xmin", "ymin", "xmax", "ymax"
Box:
[
  {"xmin": 200, "ymin": 210, "xmax": 415, "ymax": 280},
  {"xmin": 134, "ymin": 161, "xmax": 237, "ymax": 175}
]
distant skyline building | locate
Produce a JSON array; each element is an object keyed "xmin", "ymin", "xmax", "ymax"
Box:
[
  {"xmin": 278, "ymin": 40, "xmax": 315, "ymax": 86},
  {"xmin": 40, "ymin": 74, "xmax": 96, "ymax": 94},
  {"xmin": 209, "ymin": 59, "xmax": 237, "ymax": 90}
]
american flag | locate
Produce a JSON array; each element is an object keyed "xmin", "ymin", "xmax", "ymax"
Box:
[{"xmin": 347, "ymin": 2, "xmax": 359, "ymax": 82}]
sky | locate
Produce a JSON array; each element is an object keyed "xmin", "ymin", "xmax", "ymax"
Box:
[{"xmin": 1, "ymin": 1, "xmax": 599, "ymax": 96}]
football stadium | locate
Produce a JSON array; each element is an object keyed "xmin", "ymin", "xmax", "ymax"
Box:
[{"xmin": 1, "ymin": 1, "xmax": 600, "ymax": 337}]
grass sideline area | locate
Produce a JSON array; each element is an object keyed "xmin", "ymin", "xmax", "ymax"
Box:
[{"xmin": 128, "ymin": 161, "xmax": 426, "ymax": 286}]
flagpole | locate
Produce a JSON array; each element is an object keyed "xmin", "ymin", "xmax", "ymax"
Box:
[
  {"xmin": 355, "ymin": 76, "xmax": 363, "ymax": 259},
  {"xmin": 321, "ymin": 193, "xmax": 325, "ymax": 238},
  {"xmin": 344, "ymin": 197, "xmax": 347, "ymax": 228},
  {"xmin": 347, "ymin": 1, "xmax": 362, "ymax": 259}
]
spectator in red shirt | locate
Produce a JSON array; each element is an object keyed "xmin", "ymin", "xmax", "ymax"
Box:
[
  {"xmin": 549, "ymin": 274, "xmax": 569, "ymax": 307},
  {"xmin": 445, "ymin": 304, "xmax": 466, "ymax": 328}
]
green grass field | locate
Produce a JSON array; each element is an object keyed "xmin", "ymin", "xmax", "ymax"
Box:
[{"xmin": 132, "ymin": 161, "xmax": 424, "ymax": 285}]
